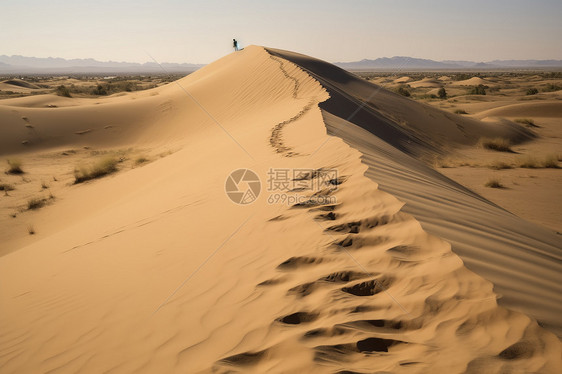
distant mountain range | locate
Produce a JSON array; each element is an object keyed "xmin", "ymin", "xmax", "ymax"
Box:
[
  {"xmin": 2, "ymin": 54, "xmax": 562, "ymax": 75},
  {"xmin": 0, "ymin": 55, "xmax": 205, "ymax": 74},
  {"xmin": 335, "ymin": 56, "xmax": 562, "ymax": 70}
]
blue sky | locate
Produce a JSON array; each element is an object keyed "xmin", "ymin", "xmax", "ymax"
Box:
[{"xmin": 1, "ymin": 0, "xmax": 561, "ymax": 63}]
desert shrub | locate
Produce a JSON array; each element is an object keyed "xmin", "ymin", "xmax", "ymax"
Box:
[
  {"xmin": 0, "ymin": 183, "xmax": 14, "ymax": 191},
  {"xmin": 517, "ymin": 155, "xmax": 558, "ymax": 168},
  {"xmin": 469, "ymin": 85, "xmax": 487, "ymax": 95},
  {"xmin": 515, "ymin": 118, "xmax": 538, "ymax": 127},
  {"xmin": 489, "ymin": 161, "xmax": 513, "ymax": 170},
  {"xmin": 542, "ymin": 72, "xmax": 562, "ymax": 79},
  {"xmin": 454, "ymin": 109, "xmax": 468, "ymax": 114},
  {"xmin": 6, "ymin": 159, "xmax": 23, "ymax": 174},
  {"xmin": 485, "ymin": 179, "xmax": 504, "ymax": 188},
  {"xmin": 452, "ymin": 73, "xmax": 471, "ymax": 81},
  {"xmin": 74, "ymin": 156, "xmax": 118, "ymax": 183},
  {"xmin": 479, "ymin": 138, "xmax": 512, "ymax": 152},
  {"xmin": 526, "ymin": 87, "xmax": 539, "ymax": 95},
  {"xmin": 397, "ymin": 86, "xmax": 411, "ymax": 97},
  {"xmin": 56, "ymin": 85, "xmax": 72, "ymax": 97},
  {"xmin": 519, "ymin": 155, "xmax": 539, "ymax": 168},
  {"xmin": 542, "ymin": 83, "xmax": 561, "ymax": 92},
  {"xmin": 27, "ymin": 197, "xmax": 47, "ymax": 210},
  {"xmin": 92, "ymin": 84, "xmax": 108, "ymax": 95},
  {"xmin": 28, "ymin": 224, "xmax": 35, "ymax": 235},
  {"xmin": 541, "ymin": 154, "xmax": 559, "ymax": 168},
  {"xmin": 438, "ymin": 87, "xmax": 447, "ymax": 99},
  {"xmin": 135, "ymin": 156, "xmax": 149, "ymax": 165}
]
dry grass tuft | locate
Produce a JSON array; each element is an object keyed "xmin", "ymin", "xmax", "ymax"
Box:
[
  {"xmin": 488, "ymin": 161, "xmax": 513, "ymax": 170},
  {"xmin": 0, "ymin": 183, "xmax": 14, "ymax": 191},
  {"xmin": 74, "ymin": 157, "xmax": 118, "ymax": 183},
  {"xmin": 515, "ymin": 118, "xmax": 539, "ymax": 128},
  {"xmin": 6, "ymin": 159, "xmax": 23, "ymax": 174},
  {"xmin": 27, "ymin": 197, "xmax": 47, "ymax": 210},
  {"xmin": 454, "ymin": 109, "xmax": 468, "ymax": 114},
  {"xmin": 541, "ymin": 154, "xmax": 559, "ymax": 168},
  {"xmin": 518, "ymin": 155, "xmax": 539, "ymax": 168},
  {"xmin": 485, "ymin": 178, "xmax": 504, "ymax": 188},
  {"xmin": 135, "ymin": 156, "xmax": 149, "ymax": 165},
  {"xmin": 478, "ymin": 137, "xmax": 513, "ymax": 153},
  {"xmin": 28, "ymin": 224, "xmax": 35, "ymax": 235},
  {"xmin": 518, "ymin": 154, "xmax": 559, "ymax": 169}
]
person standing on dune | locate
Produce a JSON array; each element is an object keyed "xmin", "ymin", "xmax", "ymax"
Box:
[{"xmin": 233, "ymin": 39, "xmax": 239, "ymax": 51}]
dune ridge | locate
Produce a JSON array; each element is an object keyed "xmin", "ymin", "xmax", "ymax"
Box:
[
  {"xmin": 0, "ymin": 46, "xmax": 560, "ymax": 373},
  {"xmin": 266, "ymin": 47, "xmax": 562, "ymax": 337}
]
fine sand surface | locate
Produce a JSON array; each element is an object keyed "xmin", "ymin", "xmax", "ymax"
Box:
[{"xmin": 0, "ymin": 46, "xmax": 561, "ymax": 373}]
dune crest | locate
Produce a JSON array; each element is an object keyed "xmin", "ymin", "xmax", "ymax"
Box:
[{"xmin": 0, "ymin": 46, "xmax": 560, "ymax": 373}]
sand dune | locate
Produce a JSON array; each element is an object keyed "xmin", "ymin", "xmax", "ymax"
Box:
[
  {"xmin": 394, "ymin": 76, "xmax": 412, "ymax": 83},
  {"xmin": 451, "ymin": 77, "xmax": 497, "ymax": 87},
  {"xmin": 1, "ymin": 79, "xmax": 41, "ymax": 89},
  {"xmin": 474, "ymin": 100, "xmax": 562, "ymax": 118},
  {"xmin": 1, "ymin": 46, "xmax": 560, "ymax": 373},
  {"xmin": 408, "ymin": 78, "xmax": 442, "ymax": 88}
]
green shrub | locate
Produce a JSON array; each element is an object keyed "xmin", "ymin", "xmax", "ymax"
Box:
[
  {"xmin": 438, "ymin": 87, "xmax": 447, "ymax": 99},
  {"xmin": 74, "ymin": 156, "xmax": 118, "ymax": 183}
]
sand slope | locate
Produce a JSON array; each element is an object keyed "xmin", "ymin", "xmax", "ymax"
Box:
[
  {"xmin": 0, "ymin": 46, "xmax": 560, "ymax": 373},
  {"xmin": 266, "ymin": 47, "xmax": 562, "ymax": 337}
]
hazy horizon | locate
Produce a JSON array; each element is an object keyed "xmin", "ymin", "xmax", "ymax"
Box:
[{"xmin": 1, "ymin": 0, "xmax": 561, "ymax": 64}]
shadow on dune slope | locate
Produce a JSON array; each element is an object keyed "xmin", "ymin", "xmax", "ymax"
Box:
[{"xmin": 266, "ymin": 47, "xmax": 562, "ymax": 337}]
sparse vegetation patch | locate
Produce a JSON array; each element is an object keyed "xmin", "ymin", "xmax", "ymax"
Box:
[
  {"xmin": 74, "ymin": 156, "xmax": 118, "ymax": 183},
  {"xmin": 515, "ymin": 118, "xmax": 538, "ymax": 127},
  {"xmin": 489, "ymin": 161, "xmax": 513, "ymax": 170},
  {"xmin": 479, "ymin": 138, "xmax": 513, "ymax": 153},
  {"xmin": 6, "ymin": 159, "xmax": 23, "ymax": 174},
  {"xmin": 27, "ymin": 197, "xmax": 47, "ymax": 210},
  {"xmin": 0, "ymin": 183, "xmax": 15, "ymax": 191},
  {"xmin": 485, "ymin": 179, "xmax": 504, "ymax": 188},
  {"xmin": 56, "ymin": 85, "xmax": 72, "ymax": 97}
]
